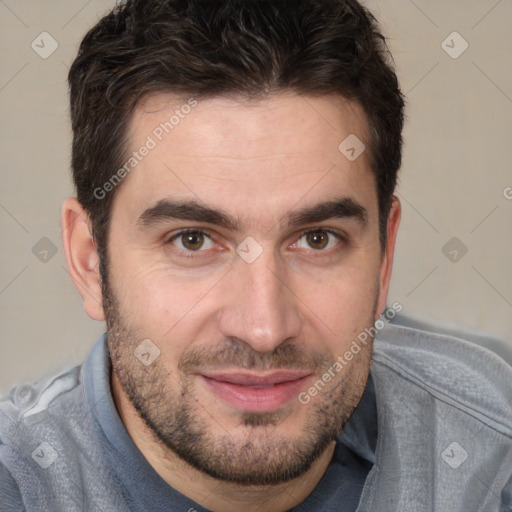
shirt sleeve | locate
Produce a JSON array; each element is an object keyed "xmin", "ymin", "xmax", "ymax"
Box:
[
  {"xmin": 502, "ymin": 473, "xmax": 512, "ymax": 512},
  {"xmin": 0, "ymin": 461, "xmax": 25, "ymax": 511}
]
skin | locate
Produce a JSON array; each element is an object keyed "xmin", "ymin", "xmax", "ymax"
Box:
[{"xmin": 62, "ymin": 92, "xmax": 401, "ymax": 512}]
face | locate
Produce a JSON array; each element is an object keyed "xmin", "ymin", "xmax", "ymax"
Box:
[{"xmin": 102, "ymin": 92, "xmax": 392, "ymax": 485}]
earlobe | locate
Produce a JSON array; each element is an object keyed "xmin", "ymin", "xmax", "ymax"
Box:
[
  {"xmin": 61, "ymin": 198, "xmax": 105, "ymax": 321},
  {"xmin": 375, "ymin": 196, "xmax": 401, "ymax": 318}
]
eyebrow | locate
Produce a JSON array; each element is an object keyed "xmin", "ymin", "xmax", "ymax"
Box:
[
  {"xmin": 288, "ymin": 197, "xmax": 368, "ymax": 227},
  {"xmin": 136, "ymin": 197, "xmax": 368, "ymax": 231},
  {"xmin": 137, "ymin": 200, "xmax": 240, "ymax": 230}
]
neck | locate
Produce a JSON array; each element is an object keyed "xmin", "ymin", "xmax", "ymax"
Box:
[{"xmin": 111, "ymin": 371, "xmax": 336, "ymax": 512}]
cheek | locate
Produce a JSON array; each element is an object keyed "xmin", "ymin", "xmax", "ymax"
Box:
[
  {"xmin": 112, "ymin": 262, "xmax": 222, "ymax": 342},
  {"xmin": 296, "ymin": 264, "xmax": 379, "ymax": 341}
]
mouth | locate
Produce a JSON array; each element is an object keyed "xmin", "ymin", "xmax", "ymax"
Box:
[{"xmin": 197, "ymin": 370, "xmax": 312, "ymax": 412}]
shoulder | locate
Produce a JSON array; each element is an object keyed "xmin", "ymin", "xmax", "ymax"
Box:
[
  {"xmin": 372, "ymin": 322, "xmax": 512, "ymax": 435},
  {"xmin": 0, "ymin": 362, "xmax": 87, "ymax": 476},
  {"xmin": 0, "ymin": 363, "xmax": 83, "ymax": 430},
  {"xmin": 0, "ymin": 462, "xmax": 24, "ymax": 511},
  {"xmin": 0, "ymin": 362, "xmax": 97, "ymax": 510}
]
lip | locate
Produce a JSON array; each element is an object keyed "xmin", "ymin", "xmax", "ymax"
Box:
[{"xmin": 198, "ymin": 370, "xmax": 312, "ymax": 412}]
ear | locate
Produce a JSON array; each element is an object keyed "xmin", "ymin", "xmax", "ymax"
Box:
[
  {"xmin": 375, "ymin": 196, "xmax": 401, "ymax": 319},
  {"xmin": 61, "ymin": 198, "xmax": 105, "ymax": 321}
]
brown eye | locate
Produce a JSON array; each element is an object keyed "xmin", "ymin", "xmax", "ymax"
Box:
[
  {"xmin": 306, "ymin": 230, "xmax": 329, "ymax": 250},
  {"xmin": 295, "ymin": 229, "xmax": 342, "ymax": 251},
  {"xmin": 182, "ymin": 231, "xmax": 204, "ymax": 250},
  {"xmin": 170, "ymin": 230, "xmax": 214, "ymax": 252}
]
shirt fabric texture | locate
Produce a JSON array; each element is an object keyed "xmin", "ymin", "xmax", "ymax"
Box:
[{"xmin": 1, "ymin": 322, "xmax": 511, "ymax": 511}]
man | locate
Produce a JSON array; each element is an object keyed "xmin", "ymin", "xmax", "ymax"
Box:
[{"xmin": 1, "ymin": 0, "xmax": 511, "ymax": 510}]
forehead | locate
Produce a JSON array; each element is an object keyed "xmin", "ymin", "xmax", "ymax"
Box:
[
  {"xmin": 113, "ymin": 92, "xmax": 376, "ymax": 228},
  {"xmin": 130, "ymin": 91, "xmax": 370, "ymax": 160}
]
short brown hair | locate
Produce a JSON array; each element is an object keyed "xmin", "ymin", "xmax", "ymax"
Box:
[{"xmin": 68, "ymin": 0, "xmax": 405, "ymax": 274}]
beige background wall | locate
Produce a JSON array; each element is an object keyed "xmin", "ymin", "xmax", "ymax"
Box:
[{"xmin": 1, "ymin": 0, "xmax": 511, "ymax": 394}]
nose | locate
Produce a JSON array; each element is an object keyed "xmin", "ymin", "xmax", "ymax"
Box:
[{"xmin": 217, "ymin": 249, "xmax": 302, "ymax": 354}]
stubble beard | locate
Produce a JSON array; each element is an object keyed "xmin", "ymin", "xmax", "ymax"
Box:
[{"xmin": 101, "ymin": 268, "xmax": 375, "ymax": 486}]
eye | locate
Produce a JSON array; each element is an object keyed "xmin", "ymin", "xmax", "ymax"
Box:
[
  {"xmin": 168, "ymin": 230, "xmax": 215, "ymax": 252},
  {"xmin": 295, "ymin": 228, "xmax": 342, "ymax": 251}
]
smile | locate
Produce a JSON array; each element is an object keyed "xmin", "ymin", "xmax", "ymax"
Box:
[{"xmin": 198, "ymin": 370, "xmax": 312, "ymax": 413}]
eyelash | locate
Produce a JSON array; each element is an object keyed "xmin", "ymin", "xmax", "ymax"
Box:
[
  {"xmin": 297, "ymin": 228, "xmax": 345, "ymax": 247},
  {"xmin": 166, "ymin": 229, "xmax": 215, "ymax": 259},
  {"xmin": 166, "ymin": 227, "xmax": 346, "ymax": 259}
]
